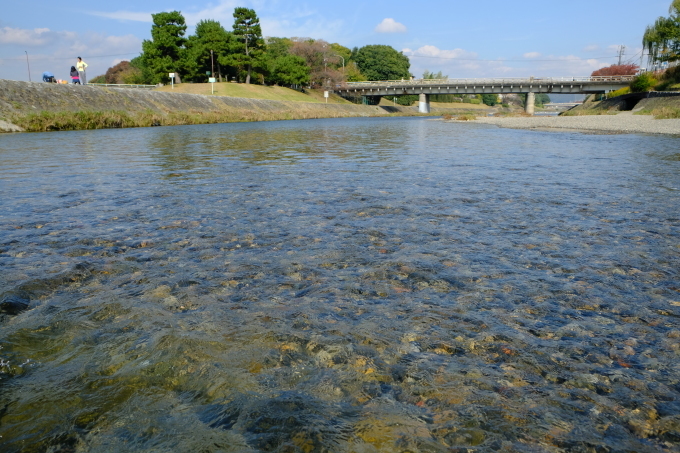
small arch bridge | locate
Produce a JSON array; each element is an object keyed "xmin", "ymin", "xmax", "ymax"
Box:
[{"xmin": 334, "ymin": 76, "xmax": 634, "ymax": 114}]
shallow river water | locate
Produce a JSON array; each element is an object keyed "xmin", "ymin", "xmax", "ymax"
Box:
[{"xmin": 1, "ymin": 117, "xmax": 679, "ymax": 452}]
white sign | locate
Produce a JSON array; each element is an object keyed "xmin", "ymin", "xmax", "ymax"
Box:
[
  {"xmin": 209, "ymin": 77, "xmax": 216, "ymax": 83},
  {"xmin": 324, "ymin": 91, "xmax": 329, "ymax": 98},
  {"xmin": 169, "ymin": 73, "xmax": 175, "ymax": 78}
]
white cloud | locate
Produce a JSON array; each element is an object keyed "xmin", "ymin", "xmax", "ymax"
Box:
[
  {"xmin": 523, "ymin": 52, "xmax": 541, "ymax": 59},
  {"xmin": 87, "ymin": 10, "xmax": 154, "ymax": 23},
  {"xmin": 402, "ymin": 45, "xmax": 606, "ymax": 78},
  {"xmin": 375, "ymin": 18, "xmax": 407, "ymax": 33},
  {"xmin": 0, "ymin": 27, "xmax": 54, "ymax": 46},
  {"xmin": 0, "ymin": 27, "xmax": 142, "ymax": 82},
  {"xmin": 583, "ymin": 44, "xmax": 599, "ymax": 52}
]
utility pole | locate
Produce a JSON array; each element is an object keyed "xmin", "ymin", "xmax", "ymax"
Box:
[
  {"xmin": 25, "ymin": 51, "xmax": 31, "ymax": 82},
  {"xmin": 618, "ymin": 45, "xmax": 626, "ymax": 66},
  {"xmin": 211, "ymin": 50, "xmax": 214, "ymax": 80}
]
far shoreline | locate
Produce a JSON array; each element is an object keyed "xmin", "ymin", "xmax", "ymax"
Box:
[{"xmin": 454, "ymin": 112, "xmax": 680, "ymax": 136}]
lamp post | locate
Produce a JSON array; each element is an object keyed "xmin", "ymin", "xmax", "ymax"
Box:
[
  {"xmin": 332, "ymin": 54, "xmax": 345, "ymax": 72},
  {"xmin": 210, "ymin": 50, "xmax": 214, "ymax": 81},
  {"xmin": 25, "ymin": 51, "xmax": 31, "ymax": 82}
]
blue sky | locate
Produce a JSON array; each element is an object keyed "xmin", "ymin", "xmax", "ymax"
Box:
[{"xmin": 0, "ymin": 0, "xmax": 674, "ymax": 82}]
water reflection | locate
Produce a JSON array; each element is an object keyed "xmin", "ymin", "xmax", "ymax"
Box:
[{"xmin": 0, "ymin": 117, "xmax": 679, "ymax": 452}]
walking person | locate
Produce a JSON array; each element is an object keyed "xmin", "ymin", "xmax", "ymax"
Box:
[
  {"xmin": 76, "ymin": 57, "xmax": 88, "ymax": 85},
  {"xmin": 70, "ymin": 66, "xmax": 80, "ymax": 84}
]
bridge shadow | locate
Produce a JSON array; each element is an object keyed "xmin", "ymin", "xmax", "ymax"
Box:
[{"xmin": 377, "ymin": 106, "xmax": 404, "ymax": 114}]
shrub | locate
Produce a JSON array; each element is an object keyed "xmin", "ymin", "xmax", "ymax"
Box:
[
  {"xmin": 630, "ymin": 73, "xmax": 658, "ymax": 92},
  {"xmin": 455, "ymin": 113, "xmax": 477, "ymax": 121},
  {"xmin": 606, "ymin": 87, "xmax": 631, "ymax": 98}
]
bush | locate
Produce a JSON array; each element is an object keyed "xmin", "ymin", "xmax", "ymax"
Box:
[
  {"xmin": 656, "ymin": 66, "xmax": 680, "ymax": 91},
  {"xmin": 469, "ymin": 98, "xmax": 481, "ymax": 104},
  {"xmin": 630, "ymin": 73, "xmax": 658, "ymax": 92},
  {"xmin": 606, "ymin": 87, "xmax": 631, "ymax": 98}
]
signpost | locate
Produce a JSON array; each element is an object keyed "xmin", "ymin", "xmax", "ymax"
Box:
[
  {"xmin": 169, "ymin": 73, "xmax": 175, "ymax": 89},
  {"xmin": 209, "ymin": 77, "xmax": 216, "ymax": 94},
  {"xmin": 324, "ymin": 91, "xmax": 329, "ymax": 104}
]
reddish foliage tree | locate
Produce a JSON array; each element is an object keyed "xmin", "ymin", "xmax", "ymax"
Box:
[
  {"xmin": 104, "ymin": 61, "xmax": 142, "ymax": 84},
  {"xmin": 289, "ymin": 38, "xmax": 345, "ymax": 87},
  {"xmin": 591, "ymin": 64, "xmax": 639, "ymax": 76}
]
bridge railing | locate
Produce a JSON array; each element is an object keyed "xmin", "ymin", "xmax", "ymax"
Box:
[{"xmin": 340, "ymin": 76, "xmax": 634, "ymax": 89}]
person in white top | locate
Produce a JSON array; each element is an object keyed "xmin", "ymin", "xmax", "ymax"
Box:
[{"xmin": 76, "ymin": 57, "xmax": 88, "ymax": 85}]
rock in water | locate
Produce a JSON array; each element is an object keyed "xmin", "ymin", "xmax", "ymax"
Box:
[{"xmin": 0, "ymin": 292, "xmax": 30, "ymax": 315}]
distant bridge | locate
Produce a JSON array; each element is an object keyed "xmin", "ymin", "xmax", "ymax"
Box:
[{"xmin": 334, "ymin": 76, "xmax": 634, "ymax": 113}]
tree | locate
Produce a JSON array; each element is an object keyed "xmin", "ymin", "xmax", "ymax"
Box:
[
  {"xmin": 269, "ymin": 55, "xmax": 310, "ymax": 87},
  {"xmin": 344, "ymin": 62, "xmax": 366, "ymax": 82},
  {"xmin": 265, "ymin": 37, "xmax": 293, "ymax": 61},
  {"xmin": 354, "ymin": 45, "xmax": 411, "ymax": 81},
  {"xmin": 288, "ymin": 38, "xmax": 344, "ymax": 87},
  {"xmin": 141, "ymin": 11, "xmax": 188, "ymax": 84},
  {"xmin": 184, "ymin": 19, "xmax": 233, "ymax": 82},
  {"xmin": 226, "ymin": 7, "xmax": 265, "ymax": 84},
  {"xmin": 630, "ymin": 72, "xmax": 658, "ymax": 92},
  {"xmin": 535, "ymin": 93, "xmax": 550, "ymax": 106},
  {"xmin": 591, "ymin": 64, "xmax": 639, "ymax": 76},
  {"xmin": 643, "ymin": 0, "xmax": 680, "ymax": 64},
  {"xmin": 103, "ymin": 61, "xmax": 144, "ymax": 84},
  {"xmin": 481, "ymin": 94, "xmax": 498, "ymax": 106}
]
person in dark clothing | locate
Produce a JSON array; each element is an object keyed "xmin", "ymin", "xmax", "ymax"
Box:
[{"xmin": 70, "ymin": 66, "xmax": 80, "ymax": 85}]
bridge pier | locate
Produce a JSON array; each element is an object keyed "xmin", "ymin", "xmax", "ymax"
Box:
[
  {"xmin": 525, "ymin": 92, "xmax": 535, "ymax": 115},
  {"xmin": 418, "ymin": 93, "xmax": 430, "ymax": 113}
]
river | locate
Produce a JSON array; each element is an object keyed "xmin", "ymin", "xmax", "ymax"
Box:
[{"xmin": 1, "ymin": 117, "xmax": 679, "ymax": 452}]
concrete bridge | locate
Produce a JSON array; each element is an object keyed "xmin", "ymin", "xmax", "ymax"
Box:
[{"xmin": 334, "ymin": 76, "xmax": 634, "ymax": 114}]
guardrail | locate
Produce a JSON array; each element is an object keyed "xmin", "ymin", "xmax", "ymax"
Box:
[
  {"xmin": 87, "ymin": 83, "xmax": 157, "ymax": 89},
  {"xmin": 342, "ymin": 76, "xmax": 635, "ymax": 88}
]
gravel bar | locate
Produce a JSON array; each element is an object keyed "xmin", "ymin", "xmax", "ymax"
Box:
[{"xmin": 469, "ymin": 112, "xmax": 680, "ymax": 135}]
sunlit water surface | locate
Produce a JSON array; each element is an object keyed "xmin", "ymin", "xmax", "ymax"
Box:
[{"xmin": 1, "ymin": 117, "xmax": 679, "ymax": 452}]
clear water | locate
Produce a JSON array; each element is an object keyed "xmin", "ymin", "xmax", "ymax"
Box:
[{"xmin": 1, "ymin": 117, "xmax": 679, "ymax": 452}]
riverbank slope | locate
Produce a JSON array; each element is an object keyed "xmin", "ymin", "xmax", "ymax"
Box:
[
  {"xmin": 467, "ymin": 111, "xmax": 680, "ymax": 135},
  {"xmin": 0, "ymin": 80, "xmax": 479, "ymax": 133}
]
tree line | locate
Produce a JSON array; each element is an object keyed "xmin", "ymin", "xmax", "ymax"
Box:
[{"xmin": 103, "ymin": 8, "xmax": 414, "ymax": 94}]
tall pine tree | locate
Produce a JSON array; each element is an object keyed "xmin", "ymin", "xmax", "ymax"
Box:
[
  {"xmin": 224, "ymin": 8, "xmax": 265, "ymax": 84},
  {"xmin": 141, "ymin": 11, "xmax": 187, "ymax": 84}
]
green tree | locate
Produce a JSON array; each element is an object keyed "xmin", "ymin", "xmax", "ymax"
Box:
[
  {"xmin": 354, "ymin": 45, "xmax": 411, "ymax": 81},
  {"xmin": 643, "ymin": 0, "xmax": 680, "ymax": 64},
  {"xmin": 630, "ymin": 72, "xmax": 658, "ymax": 92},
  {"xmin": 269, "ymin": 55, "xmax": 310, "ymax": 87},
  {"xmin": 184, "ymin": 19, "xmax": 233, "ymax": 82},
  {"xmin": 225, "ymin": 7, "xmax": 265, "ymax": 84},
  {"xmin": 345, "ymin": 62, "xmax": 366, "ymax": 82},
  {"xmin": 265, "ymin": 37, "xmax": 293, "ymax": 60},
  {"xmin": 535, "ymin": 93, "xmax": 550, "ymax": 106},
  {"xmin": 423, "ymin": 70, "xmax": 446, "ymax": 80},
  {"xmin": 141, "ymin": 11, "xmax": 188, "ymax": 84},
  {"xmin": 481, "ymin": 94, "xmax": 498, "ymax": 106}
]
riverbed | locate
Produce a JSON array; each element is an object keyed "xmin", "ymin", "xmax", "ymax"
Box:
[{"xmin": 1, "ymin": 117, "xmax": 679, "ymax": 452}]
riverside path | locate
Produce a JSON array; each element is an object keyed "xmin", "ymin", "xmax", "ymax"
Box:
[{"xmin": 334, "ymin": 76, "xmax": 634, "ymax": 114}]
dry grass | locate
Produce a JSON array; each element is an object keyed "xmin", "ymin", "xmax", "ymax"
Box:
[
  {"xmin": 635, "ymin": 107, "xmax": 680, "ymax": 119},
  {"xmin": 454, "ymin": 113, "xmax": 478, "ymax": 121},
  {"xmin": 10, "ymin": 105, "xmax": 374, "ymax": 132},
  {"xmin": 493, "ymin": 111, "xmax": 532, "ymax": 118},
  {"xmin": 560, "ymin": 109, "xmax": 618, "ymax": 116}
]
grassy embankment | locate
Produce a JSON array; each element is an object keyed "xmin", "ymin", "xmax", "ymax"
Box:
[
  {"xmin": 7, "ymin": 82, "xmax": 467, "ymax": 132},
  {"xmin": 155, "ymin": 82, "xmax": 352, "ymax": 104},
  {"xmin": 562, "ymin": 67, "xmax": 680, "ymax": 118}
]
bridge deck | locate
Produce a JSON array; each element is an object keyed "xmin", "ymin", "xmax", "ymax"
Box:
[{"xmin": 335, "ymin": 76, "xmax": 633, "ymax": 96}]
